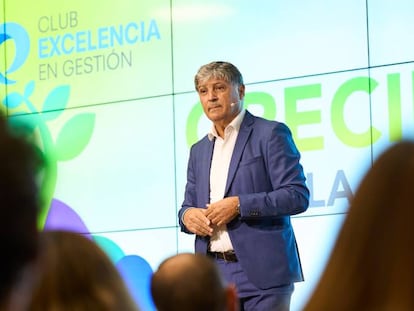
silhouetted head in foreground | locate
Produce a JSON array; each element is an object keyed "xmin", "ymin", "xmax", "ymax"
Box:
[
  {"xmin": 151, "ymin": 253, "xmax": 239, "ymax": 311},
  {"xmin": 28, "ymin": 230, "xmax": 140, "ymax": 311},
  {"xmin": 0, "ymin": 113, "xmax": 43, "ymax": 305},
  {"xmin": 304, "ymin": 140, "xmax": 414, "ymax": 311}
]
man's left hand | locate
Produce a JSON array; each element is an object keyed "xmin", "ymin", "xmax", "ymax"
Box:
[{"xmin": 205, "ymin": 196, "xmax": 239, "ymax": 226}]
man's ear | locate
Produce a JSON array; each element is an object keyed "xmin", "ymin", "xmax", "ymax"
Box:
[
  {"xmin": 238, "ymin": 84, "xmax": 245, "ymax": 100},
  {"xmin": 225, "ymin": 283, "xmax": 240, "ymax": 311}
]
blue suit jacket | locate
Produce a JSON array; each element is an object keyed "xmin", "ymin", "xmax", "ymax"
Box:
[{"xmin": 179, "ymin": 110, "xmax": 309, "ymax": 289}]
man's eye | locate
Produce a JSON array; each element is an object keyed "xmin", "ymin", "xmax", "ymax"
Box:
[{"xmin": 199, "ymin": 89, "xmax": 207, "ymax": 94}]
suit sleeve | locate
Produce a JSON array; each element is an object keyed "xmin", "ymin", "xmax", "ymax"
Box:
[
  {"xmin": 178, "ymin": 145, "xmax": 196, "ymax": 234},
  {"xmin": 238, "ymin": 122, "xmax": 309, "ymax": 218}
]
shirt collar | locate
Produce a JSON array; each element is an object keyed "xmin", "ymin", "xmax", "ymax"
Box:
[{"xmin": 208, "ymin": 109, "xmax": 246, "ymax": 141}]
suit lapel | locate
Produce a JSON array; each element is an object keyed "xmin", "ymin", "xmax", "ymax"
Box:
[
  {"xmin": 225, "ymin": 111, "xmax": 254, "ymax": 195},
  {"xmin": 200, "ymin": 136, "xmax": 215, "ymax": 205}
]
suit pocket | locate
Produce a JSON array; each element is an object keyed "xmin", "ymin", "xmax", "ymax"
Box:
[
  {"xmin": 234, "ymin": 155, "xmax": 271, "ymax": 193},
  {"xmin": 239, "ymin": 155, "xmax": 263, "ymax": 166}
]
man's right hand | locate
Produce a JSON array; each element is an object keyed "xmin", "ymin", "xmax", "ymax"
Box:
[{"xmin": 183, "ymin": 208, "xmax": 213, "ymax": 237}]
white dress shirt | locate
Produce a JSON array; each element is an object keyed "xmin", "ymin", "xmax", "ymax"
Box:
[{"xmin": 208, "ymin": 109, "xmax": 245, "ymax": 252}]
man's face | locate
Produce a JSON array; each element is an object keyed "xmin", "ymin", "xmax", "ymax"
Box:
[{"xmin": 197, "ymin": 78, "xmax": 245, "ymax": 125}]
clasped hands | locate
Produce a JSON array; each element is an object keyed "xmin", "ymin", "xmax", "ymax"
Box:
[{"xmin": 183, "ymin": 196, "xmax": 240, "ymax": 237}]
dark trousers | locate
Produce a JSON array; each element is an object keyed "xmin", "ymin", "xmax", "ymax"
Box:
[{"xmin": 215, "ymin": 258, "xmax": 294, "ymax": 311}]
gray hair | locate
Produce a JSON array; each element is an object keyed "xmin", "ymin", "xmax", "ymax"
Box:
[{"xmin": 194, "ymin": 61, "xmax": 244, "ymax": 91}]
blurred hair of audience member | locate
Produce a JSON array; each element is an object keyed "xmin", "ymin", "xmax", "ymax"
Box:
[
  {"xmin": 304, "ymin": 140, "xmax": 414, "ymax": 311},
  {"xmin": 151, "ymin": 252, "xmax": 239, "ymax": 311},
  {"xmin": 28, "ymin": 230, "xmax": 141, "ymax": 311},
  {"xmin": 0, "ymin": 113, "xmax": 44, "ymax": 310}
]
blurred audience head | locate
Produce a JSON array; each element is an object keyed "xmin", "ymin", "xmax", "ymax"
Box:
[
  {"xmin": 151, "ymin": 252, "xmax": 239, "ymax": 311},
  {"xmin": 0, "ymin": 113, "xmax": 43, "ymax": 306},
  {"xmin": 304, "ymin": 140, "xmax": 414, "ymax": 311},
  {"xmin": 28, "ymin": 230, "xmax": 140, "ymax": 311}
]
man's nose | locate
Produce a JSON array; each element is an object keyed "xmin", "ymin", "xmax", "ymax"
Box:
[{"xmin": 207, "ymin": 89, "xmax": 218, "ymax": 100}]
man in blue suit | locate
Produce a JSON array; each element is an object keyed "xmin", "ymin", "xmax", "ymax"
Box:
[{"xmin": 179, "ymin": 61, "xmax": 309, "ymax": 311}]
